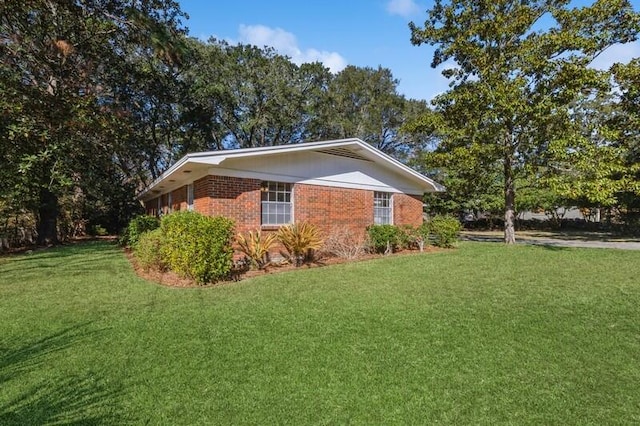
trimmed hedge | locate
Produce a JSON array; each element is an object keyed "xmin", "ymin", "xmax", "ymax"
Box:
[{"xmin": 159, "ymin": 211, "xmax": 235, "ymax": 284}]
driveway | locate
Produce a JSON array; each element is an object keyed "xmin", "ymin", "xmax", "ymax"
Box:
[{"xmin": 460, "ymin": 231, "xmax": 640, "ymax": 250}]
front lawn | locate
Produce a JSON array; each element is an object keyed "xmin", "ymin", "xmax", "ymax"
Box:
[{"xmin": 1, "ymin": 241, "xmax": 639, "ymax": 424}]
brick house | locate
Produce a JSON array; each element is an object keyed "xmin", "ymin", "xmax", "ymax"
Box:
[{"xmin": 139, "ymin": 138, "xmax": 442, "ymax": 240}]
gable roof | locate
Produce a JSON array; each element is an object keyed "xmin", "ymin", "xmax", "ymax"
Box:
[{"xmin": 138, "ymin": 138, "xmax": 443, "ymax": 201}]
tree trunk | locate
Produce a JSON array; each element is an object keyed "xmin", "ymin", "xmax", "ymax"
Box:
[
  {"xmin": 36, "ymin": 187, "xmax": 59, "ymax": 245},
  {"xmin": 504, "ymin": 153, "xmax": 516, "ymax": 244}
]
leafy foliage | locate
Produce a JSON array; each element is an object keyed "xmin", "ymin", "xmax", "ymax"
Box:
[
  {"xmin": 427, "ymin": 215, "xmax": 461, "ymax": 248},
  {"xmin": 401, "ymin": 224, "xmax": 431, "ymax": 252},
  {"xmin": 0, "ymin": 0, "xmax": 186, "ymax": 244},
  {"xmin": 133, "ymin": 228, "xmax": 166, "ymax": 272},
  {"xmin": 408, "ymin": 0, "xmax": 640, "ymax": 243},
  {"xmin": 121, "ymin": 215, "xmax": 160, "ymax": 247},
  {"xmin": 277, "ymin": 222, "xmax": 323, "ymax": 266},
  {"xmin": 236, "ymin": 231, "xmax": 278, "ymax": 269},
  {"xmin": 367, "ymin": 224, "xmax": 402, "ymax": 254},
  {"xmin": 160, "ymin": 211, "xmax": 235, "ymax": 284}
]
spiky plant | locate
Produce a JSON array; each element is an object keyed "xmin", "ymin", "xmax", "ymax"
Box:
[
  {"xmin": 277, "ymin": 222, "xmax": 323, "ymax": 266},
  {"xmin": 236, "ymin": 231, "xmax": 278, "ymax": 269}
]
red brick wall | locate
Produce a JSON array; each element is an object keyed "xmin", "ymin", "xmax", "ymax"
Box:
[
  {"xmin": 193, "ymin": 175, "xmax": 262, "ymax": 233},
  {"xmin": 393, "ymin": 194, "xmax": 424, "ymax": 226},
  {"xmin": 145, "ymin": 177, "xmax": 425, "ymax": 257},
  {"xmin": 170, "ymin": 186, "xmax": 187, "ymax": 212},
  {"xmin": 294, "ymin": 184, "xmax": 373, "ymax": 238},
  {"xmin": 147, "ymin": 178, "xmax": 425, "ymax": 231}
]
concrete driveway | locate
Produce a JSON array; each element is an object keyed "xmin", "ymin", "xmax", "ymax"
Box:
[{"xmin": 460, "ymin": 231, "xmax": 640, "ymax": 250}]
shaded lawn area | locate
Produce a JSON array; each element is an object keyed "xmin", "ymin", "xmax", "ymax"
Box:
[{"xmin": 1, "ymin": 241, "xmax": 639, "ymax": 424}]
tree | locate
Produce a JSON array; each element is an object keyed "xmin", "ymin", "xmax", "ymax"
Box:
[
  {"xmin": 0, "ymin": 0, "xmax": 186, "ymax": 243},
  {"xmin": 315, "ymin": 66, "xmax": 408, "ymax": 156},
  {"xmin": 187, "ymin": 40, "xmax": 332, "ymax": 149},
  {"xmin": 409, "ymin": 0, "xmax": 640, "ymax": 243}
]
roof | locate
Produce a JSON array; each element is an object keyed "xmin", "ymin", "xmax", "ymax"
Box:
[{"xmin": 138, "ymin": 138, "xmax": 443, "ymax": 200}]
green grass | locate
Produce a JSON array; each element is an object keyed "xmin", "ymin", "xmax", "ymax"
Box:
[{"xmin": 1, "ymin": 241, "xmax": 640, "ymax": 424}]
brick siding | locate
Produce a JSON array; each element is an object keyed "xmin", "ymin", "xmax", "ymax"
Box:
[
  {"xmin": 294, "ymin": 184, "xmax": 374, "ymax": 238},
  {"xmin": 393, "ymin": 193, "xmax": 424, "ymax": 226},
  {"xmin": 145, "ymin": 175, "xmax": 425, "ymax": 257}
]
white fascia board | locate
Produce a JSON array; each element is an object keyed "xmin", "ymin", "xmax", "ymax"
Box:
[
  {"xmin": 138, "ymin": 138, "xmax": 443, "ymax": 200},
  {"xmin": 208, "ymin": 167, "xmax": 425, "ymax": 195}
]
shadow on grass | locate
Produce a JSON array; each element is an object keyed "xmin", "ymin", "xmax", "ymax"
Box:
[
  {"xmin": 0, "ymin": 374, "xmax": 128, "ymax": 425},
  {"xmin": 0, "ymin": 241, "xmax": 122, "ymax": 274},
  {"xmin": 0, "ymin": 323, "xmax": 130, "ymax": 425},
  {"xmin": 1, "ymin": 240, "xmax": 118, "ymax": 262}
]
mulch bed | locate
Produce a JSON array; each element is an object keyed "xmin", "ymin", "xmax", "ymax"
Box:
[{"xmin": 126, "ymin": 246, "xmax": 443, "ymax": 288}]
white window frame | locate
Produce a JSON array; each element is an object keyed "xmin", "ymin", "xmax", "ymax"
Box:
[
  {"xmin": 261, "ymin": 181, "xmax": 293, "ymax": 226},
  {"xmin": 187, "ymin": 184, "xmax": 194, "ymax": 211},
  {"xmin": 374, "ymin": 191, "xmax": 393, "ymax": 225}
]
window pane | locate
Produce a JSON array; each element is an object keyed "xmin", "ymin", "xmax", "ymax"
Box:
[
  {"xmin": 373, "ymin": 192, "xmax": 391, "ymax": 225},
  {"xmin": 261, "ymin": 181, "xmax": 292, "ymax": 225}
]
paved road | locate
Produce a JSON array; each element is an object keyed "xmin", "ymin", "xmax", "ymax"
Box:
[{"xmin": 461, "ymin": 233, "xmax": 640, "ymax": 250}]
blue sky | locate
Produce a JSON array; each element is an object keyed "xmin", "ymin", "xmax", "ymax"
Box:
[{"xmin": 177, "ymin": 0, "xmax": 640, "ymax": 102}]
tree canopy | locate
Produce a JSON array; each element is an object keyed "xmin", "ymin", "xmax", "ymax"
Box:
[
  {"xmin": 0, "ymin": 3, "xmax": 423, "ymax": 246},
  {"xmin": 408, "ymin": 0, "xmax": 640, "ymax": 242}
]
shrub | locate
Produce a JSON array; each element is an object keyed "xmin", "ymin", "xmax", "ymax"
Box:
[
  {"xmin": 367, "ymin": 224, "xmax": 402, "ymax": 254},
  {"xmin": 401, "ymin": 224, "xmax": 431, "ymax": 252},
  {"xmin": 277, "ymin": 222, "xmax": 323, "ymax": 266},
  {"xmin": 121, "ymin": 215, "xmax": 160, "ymax": 247},
  {"xmin": 396, "ymin": 225, "xmax": 416, "ymax": 250},
  {"xmin": 236, "ymin": 230, "xmax": 278, "ymax": 269},
  {"xmin": 133, "ymin": 228, "xmax": 166, "ymax": 271},
  {"xmin": 160, "ymin": 211, "xmax": 235, "ymax": 284},
  {"xmin": 323, "ymin": 226, "xmax": 368, "ymax": 260},
  {"xmin": 428, "ymin": 215, "xmax": 461, "ymax": 248},
  {"xmin": 90, "ymin": 224, "xmax": 109, "ymax": 236}
]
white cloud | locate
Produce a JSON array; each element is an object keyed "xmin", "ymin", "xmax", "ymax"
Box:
[
  {"xmin": 386, "ymin": 0, "xmax": 421, "ymax": 18},
  {"xmin": 237, "ymin": 24, "xmax": 347, "ymax": 73},
  {"xmin": 589, "ymin": 41, "xmax": 640, "ymax": 70}
]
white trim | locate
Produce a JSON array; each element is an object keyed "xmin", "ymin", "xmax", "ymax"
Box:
[
  {"xmin": 186, "ymin": 183, "xmax": 194, "ymax": 211},
  {"xmin": 260, "ymin": 181, "xmax": 293, "ymax": 226},
  {"xmin": 206, "ymin": 166, "xmax": 423, "ymax": 195},
  {"xmin": 138, "ymin": 138, "xmax": 443, "ymax": 201},
  {"xmin": 373, "ymin": 191, "xmax": 393, "ymax": 225}
]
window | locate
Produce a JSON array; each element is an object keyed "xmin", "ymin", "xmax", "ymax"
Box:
[
  {"xmin": 156, "ymin": 197, "xmax": 162, "ymax": 217},
  {"xmin": 261, "ymin": 181, "xmax": 292, "ymax": 225},
  {"xmin": 187, "ymin": 184, "xmax": 194, "ymax": 211},
  {"xmin": 374, "ymin": 192, "xmax": 392, "ymax": 225},
  {"xmin": 167, "ymin": 192, "xmax": 173, "ymax": 213}
]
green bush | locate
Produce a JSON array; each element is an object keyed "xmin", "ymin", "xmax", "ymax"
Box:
[
  {"xmin": 121, "ymin": 215, "xmax": 160, "ymax": 247},
  {"xmin": 428, "ymin": 215, "xmax": 461, "ymax": 248},
  {"xmin": 367, "ymin": 224, "xmax": 401, "ymax": 254},
  {"xmin": 133, "ymin": 228, "xmax": 166, "ymax": 271},
  {"xmin": 90, "ymin": 224, "xmax": 109, "ymax": 236},
  {"xmin": 160, "ymin": 211, "xmax": 235, "ymax": 284}
]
